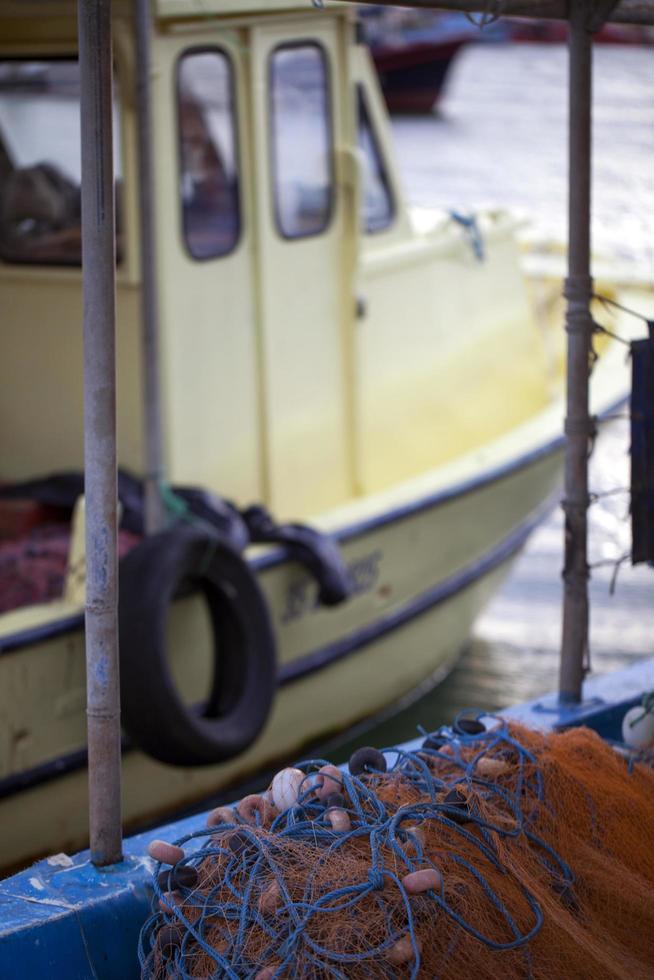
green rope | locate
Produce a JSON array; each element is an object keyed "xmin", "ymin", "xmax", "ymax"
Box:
[
  {"xmin": 629, "ymin": 692, "xmax": 654, "ymax": 729},
  {"xmin": 159, "ymin": 481, "xmax": 191, "ymax": 522},
  {"xmin": 158, "ymin": 481, "xmax": 220, "ymax": 576}
]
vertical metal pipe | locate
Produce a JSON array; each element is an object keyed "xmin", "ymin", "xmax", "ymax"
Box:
[
  {"xmin": 559, "ymin": 0, "xmax": 594, "ymax": 703},
  {"xmin": 134, "ymin": 0, "xmax": 166, "ymax": 533},
  {"xmin": 78, "ymin": 0, "xmax": 123, "ymax": 865}
]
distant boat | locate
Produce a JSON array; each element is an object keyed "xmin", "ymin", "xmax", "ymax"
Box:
[
  {"xmin": 366, "ymin": 13, "xmax": 653, "ymax": 117},
  {"xmin": 370, "ymin": 35, "xmax": 470, "ymax": 114},
  {"xmin": 359, "ymin": 8, "xmax": 476, "ymax": 113},
  {"xmin": 507, "ymin": 18, "xmax": 654, "ymax": 44}
]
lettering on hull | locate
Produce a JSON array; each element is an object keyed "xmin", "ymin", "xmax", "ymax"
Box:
[{"xmin": 280, "ymin": 550, "xmax": 383, "ymax": 625}]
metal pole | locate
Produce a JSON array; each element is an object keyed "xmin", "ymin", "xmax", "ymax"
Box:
[
  {"xmin": 559, "ymin": 0, "xmax": 594, "ymax": 703},
  {"xmin": 78, "ymin": 0, "xmax": 123, "ymax": 865},
  {"xmin": 135, "ymin": 0, "xmax": 166, "ymax": 533},
  {"xmin": 350, "ymin": 0, "xmax": 654, "ymax": 25}
]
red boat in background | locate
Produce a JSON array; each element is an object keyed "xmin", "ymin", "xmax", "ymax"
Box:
[
  {"xmin": 507, "ymin": 18, "xmax": 654, "ymax": 44},
  {"xmin": 361, "ymin": 6, "xmax": 653, "ymax": 115},
  {"xmin": 371, "ymin": 36, "xmax": 470, "ymax": 114},
  {"xmin": 359, "ymin": 8, "xmax": 476, "ymax": 114}
]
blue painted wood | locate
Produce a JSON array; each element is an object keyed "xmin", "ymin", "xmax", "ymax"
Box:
[
  {"xmin": 1, "ymin": 657, "xmax": 652, "ymax": 980},
  {"xmin": 502, "ymin": 657, "xmax": 654, "ymax": 737},
  {"xmin": 0, "ymin": 822, "xmax": 198, "ymax": 980}
]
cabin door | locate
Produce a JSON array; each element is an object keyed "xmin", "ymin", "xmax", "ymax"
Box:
[
  {"xmin": 249, "ymin": 17, "xmax": 356, "ymax": 519},
  {"xmin": 153, "ymin": 33, "xmax": 263, "ymax": 504}
]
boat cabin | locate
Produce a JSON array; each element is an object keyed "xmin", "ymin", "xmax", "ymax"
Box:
[{"xmin": 0, "ymin": 0, "xmax": 548, "ymax": 522}]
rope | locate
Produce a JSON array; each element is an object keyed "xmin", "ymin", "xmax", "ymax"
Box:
[
  {"xmin": 158, "ymin": 480, "xmax": 219, "ymax": 575},
  {"xmin": 593, "ymin": 292, "xmax": 654, "ymax": 332},
  {"xmin": 628, "ymin": 691, "xmax": 654, "ymax": 728},
  {"xmin": 463, "ymin": 0, "xmax": 507, "ymax": 30},
  {"xmin": 592, "ymin": 321, "xmax": 632, "ymax": 348},
  {"xmin": 449, "ymin": 211, "xmax": 485, "ymax": 261}
]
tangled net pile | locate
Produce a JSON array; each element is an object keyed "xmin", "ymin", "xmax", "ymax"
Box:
[{"xmin": 139, "ymin": 716, "xmax": 654, "ymax": 979}]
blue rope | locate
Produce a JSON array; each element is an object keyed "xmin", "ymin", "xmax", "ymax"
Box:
[
  {"xmin": 449, "ymin": 211, "xmax": 485, "ymax": 261},
  {"xmin": 139, "ymin": 720, "xmax": 579, "ymax": 978}
]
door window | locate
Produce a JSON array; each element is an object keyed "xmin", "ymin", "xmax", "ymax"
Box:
[
  {"xmin": 270, "ymin": 43, "xmax": 333, "ymax": 239},
  {"xmin": 177, "ymin": 49, "xmax": 241, "ymax": 260}
]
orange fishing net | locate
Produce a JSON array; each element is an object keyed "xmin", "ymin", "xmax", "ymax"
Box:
[{"xmin": 140, "ymin": 719, "xmax": 654, "ymax": 979}]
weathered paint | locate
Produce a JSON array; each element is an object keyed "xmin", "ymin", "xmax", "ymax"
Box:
[
  {"xmin": 1, "ymin": 657, "xmax": 653, "ymax": 979},
  {"xmin": 77, "ymin": 0, "xmax": 123, "ymax": 869}
]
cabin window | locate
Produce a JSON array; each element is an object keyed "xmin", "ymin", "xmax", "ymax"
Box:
[
  {"xmin": 177, "ymin": 49, "xmax": 241, "ymax": 261},
  {"xmin": 270, "ymin": 43, "xmax": 333, "ymax": 239},
  {"xmin": 0, "ymin": 59, "xmax": 122, "ymax": 266},
  {"xmin": 357, "ymin": 88, "xmax": 394, "ymax": 234}
]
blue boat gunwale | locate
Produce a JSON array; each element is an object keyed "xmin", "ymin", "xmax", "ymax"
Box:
[{"xmin": 1, "ymin": 657, "xmax": 653, "ymax": 980}]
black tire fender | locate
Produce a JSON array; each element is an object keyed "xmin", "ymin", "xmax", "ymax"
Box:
[{"xmin": 118, "ymin": 524, "xmax": 277, "ymax": 766}]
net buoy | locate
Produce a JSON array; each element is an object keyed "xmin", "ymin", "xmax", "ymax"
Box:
[
  {"xmin": 387, "ymin": 934, "xmax": 421, "ymax": 965},
  {"xmin": 206, "ymin": 805, "xmax": 236, "ymax": 828},
  {"xmin": 622, "ymin": 701, "xmax": 654, "ymax": 749},
  {"xmin": 271, "ymin": 767, "xmax": 305, "ymax": 811},
  {"xmin": 157, "ymin": 865, "xmax": 198, "ymax": 892},
  {"xmin": 349, "ymin": 746, "xmax": 387, "ymax": 776},
  {"xmin": 237, "ymin": 794, "xmax": 275, "ymax": 827},
  {"xmin": 454, "ymin": 717, "xmax": 486, "ymax": 736},
  {"xmin": 314, "ymin": 764, "xmax": 343, "ymax": 801},
  {"xmin": 402, "ymin": 867, "xmax": 442, "ymax": 895},
  {"xmin": 147, "ymin": 840, "xmax": 184, "ymax": 865}
]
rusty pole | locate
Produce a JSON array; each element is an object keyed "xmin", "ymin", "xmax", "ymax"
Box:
[
  {"xmin": 135, "ymin": 0, "xmax": 166, "ymax": 533},
  {"xmin": 78, "ymin": 0, "xmax": 123, "ymax": 865},
  {"xmin": 559, "ymin": 0, "xmax": 594, "ymax": 703},
  {"xmin": 350, "ymin": 0, "xmax": 654, "ymax": 24}
]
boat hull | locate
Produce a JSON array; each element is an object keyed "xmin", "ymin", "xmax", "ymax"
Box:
[
  {"xmin": 0, "ymin": 441, "xmax": 563, "ymax": 871},
  {"xmin": 371, "ymin": 39, "xmax": 467, "ymax": 114}
]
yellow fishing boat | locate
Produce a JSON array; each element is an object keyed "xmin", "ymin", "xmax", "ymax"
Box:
[{"xmin": 0, "ymin": 0, "xmax": 635, "ymax": 870}]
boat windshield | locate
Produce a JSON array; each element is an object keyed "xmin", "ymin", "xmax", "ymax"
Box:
[{"xmin": 0, "ymin": 59, "xmax": 122, "ymax": 266}]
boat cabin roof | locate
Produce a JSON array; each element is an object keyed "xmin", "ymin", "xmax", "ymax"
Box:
[
  {"xmin": 157, "ymin": 0, "xmax": 347, "ymax": 19},
  {"xmin": 0, "ymin": 0, "xmax": 349, "ymax": 47},
  {"xmin": 0, "ymin": 0, "xmax": 346, "ymax": 24}
]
